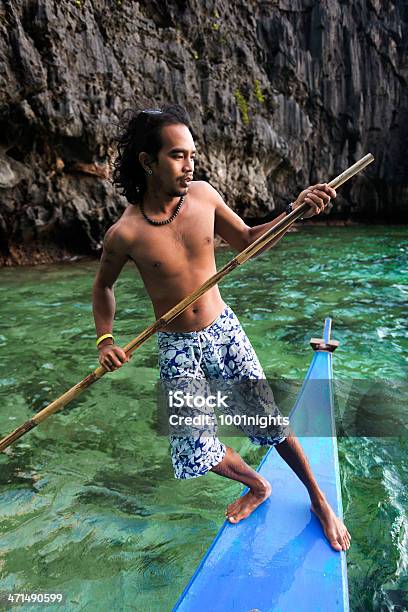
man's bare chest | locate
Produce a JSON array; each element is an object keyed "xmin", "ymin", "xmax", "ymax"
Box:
[{"xmin": 127, "ymin": 205, "xmax": 215, "ymax": 275}]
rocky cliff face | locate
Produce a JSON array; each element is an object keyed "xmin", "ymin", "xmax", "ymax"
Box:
[{"xmin": 0, "ymin": 0, "xmax": 407, "ymax": 265}]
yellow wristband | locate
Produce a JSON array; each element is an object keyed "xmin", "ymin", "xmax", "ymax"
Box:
[{"xmin": 96, "ymin": 333, "xmax": 114, "ymax": 347}]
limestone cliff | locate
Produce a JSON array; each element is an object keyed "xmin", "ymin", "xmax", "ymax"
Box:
[{"xmin": 0, "ymin": 0, "xmax": 406, "ymax": 265}]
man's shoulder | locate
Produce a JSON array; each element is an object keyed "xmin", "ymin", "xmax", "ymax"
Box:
[
  {"xmin": 189, "ymin": 180, "xmax": 221, "ymax": 202},
  {"xmin": 103, "ymin": 218, "xmax": 135, "ymax": 255}
]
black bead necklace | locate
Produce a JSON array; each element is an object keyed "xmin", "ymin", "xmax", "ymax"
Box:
[{"xmin": 140, "ymin": 195, "xmax": 184, "ymax": 226}]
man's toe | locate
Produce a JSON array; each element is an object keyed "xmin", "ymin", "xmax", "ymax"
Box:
[
  {"xmin": 227, "ymin": 506, "xmax": 240, "ymax": 517},
  {"xmin": 330, "ymin": 536, "xmax": 343, "ymax": 551},
  {"xmin": 227, "ymin": 501, "xmax": 240, "ymax": 512}
]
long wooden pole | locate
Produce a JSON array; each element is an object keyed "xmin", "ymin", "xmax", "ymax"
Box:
[{"xmin": 0, "ymin": 153, "xmax": 374, "ymax": 452}]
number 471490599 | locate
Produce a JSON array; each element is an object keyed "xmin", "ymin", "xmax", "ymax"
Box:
[{"xmin": 2, "ymin": 592, "xmax": 64, "ymax": 604}]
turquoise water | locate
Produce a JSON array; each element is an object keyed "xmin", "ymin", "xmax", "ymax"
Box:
[{"xmin": 0, "ymin": 225, "xmax": 407, "ymax": 611}]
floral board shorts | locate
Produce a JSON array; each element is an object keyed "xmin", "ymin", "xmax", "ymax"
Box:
[{"xmin": 156, "ymin": 304, "xmax": 289, "ymax": 479}]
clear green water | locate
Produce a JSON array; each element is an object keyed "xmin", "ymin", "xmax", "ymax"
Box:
[{"xmin": 0, "ymin": 225, "xmax": 407, "ymax": 611}]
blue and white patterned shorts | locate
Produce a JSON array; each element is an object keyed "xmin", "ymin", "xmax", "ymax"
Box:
[{"xmin": 157, "ymin": 304, "xmax": 288, "ymax": 479}]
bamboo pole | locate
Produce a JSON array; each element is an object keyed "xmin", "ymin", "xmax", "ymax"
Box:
[{"xmin": 0, "ymin": 153, "xmax": 374, "ymax": 452}]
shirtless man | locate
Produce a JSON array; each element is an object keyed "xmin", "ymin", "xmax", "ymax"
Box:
[{"xmin": 92, "ymin": 105, "xmax": 351, "ymax": 552}]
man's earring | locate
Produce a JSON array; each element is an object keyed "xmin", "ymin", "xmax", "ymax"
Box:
[{"xmin": 146, "ymin": 168, "xmax": 153, "ymax": 175}]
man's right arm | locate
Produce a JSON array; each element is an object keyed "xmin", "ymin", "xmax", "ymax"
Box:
[{"xmin": 92, "ymin": 224, "xmax": 131, "ymax": 371}]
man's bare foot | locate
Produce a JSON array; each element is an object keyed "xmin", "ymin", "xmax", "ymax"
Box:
[
  {"xmin": 225, "ymin": 477, "xmax": 272, "ymax": 524},
  {"xmin": 311, "ymin": 496, "xmax": 351, "ymax": 551}
]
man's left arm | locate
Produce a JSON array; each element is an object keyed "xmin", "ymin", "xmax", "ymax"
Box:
[{"xmin": 211, "ymin": 182, "xmax": 336, "ymax": 255}]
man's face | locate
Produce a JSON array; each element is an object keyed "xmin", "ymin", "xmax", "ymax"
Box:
[{"xmin": 151, "ymin": 124, "xmax": 196, "ymax": 197}]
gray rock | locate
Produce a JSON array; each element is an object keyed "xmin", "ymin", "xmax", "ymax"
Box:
[{"xmin": 0, "ymin": 0, "xmax": 406, "ymax": 265}]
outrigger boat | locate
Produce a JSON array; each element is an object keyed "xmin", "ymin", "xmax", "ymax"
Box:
[{"xmin": 173, "ymin": 318, "xmax": 349, "ymax": 612}]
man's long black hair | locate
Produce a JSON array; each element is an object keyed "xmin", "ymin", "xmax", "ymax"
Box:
[{"xmin": 112, "ymin": 104, "xmax": 192, "ymax": 203}]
